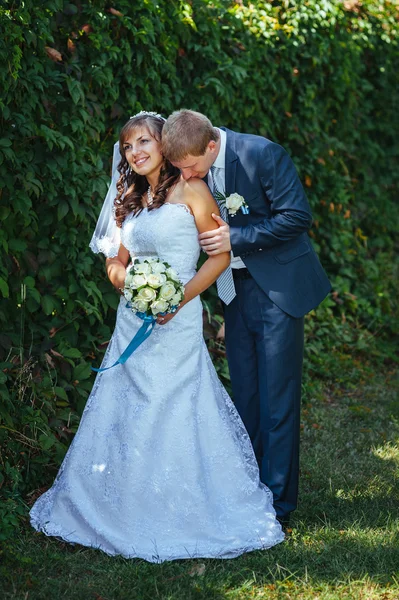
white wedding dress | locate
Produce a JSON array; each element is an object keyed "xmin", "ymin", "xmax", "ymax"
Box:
[{"xmin": 30, "ymin": 202, "xmax": 284, "ymax": 562}]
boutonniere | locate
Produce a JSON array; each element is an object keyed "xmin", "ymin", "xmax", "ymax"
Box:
[{"xmin": 214, "ymin": 192, "xmax": 250, "ymax": 217}]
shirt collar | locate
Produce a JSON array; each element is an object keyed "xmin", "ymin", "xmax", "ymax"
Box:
[{"xmin": 213, "ymin": 128, "xmax": 226, "ymax": 169}]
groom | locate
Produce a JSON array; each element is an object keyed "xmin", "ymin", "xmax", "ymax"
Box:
[{"xmin": 162, "ymin": 110, "xmax": 331, "ymax": 526}]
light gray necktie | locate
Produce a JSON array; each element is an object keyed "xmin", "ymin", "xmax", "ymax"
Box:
[{"xmin": 211, "ymin": 166, "xmax": 236, "ymax": 305}]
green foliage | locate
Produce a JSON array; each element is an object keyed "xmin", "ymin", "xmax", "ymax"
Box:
[{"xmin": 0, "ymin": 0, "xmax": 398, "ymax": 538}]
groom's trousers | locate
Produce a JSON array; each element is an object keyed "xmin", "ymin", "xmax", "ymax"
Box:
[{"xmin": 223, "ymin": 273, "xmax": 304, "ymax": 519}]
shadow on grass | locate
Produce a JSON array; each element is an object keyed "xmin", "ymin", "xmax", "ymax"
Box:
[
  {"xmin": 2, "ymin": 524, "xmax": 398, "ymax": 600},
  {"xmin": 297, "ymin": 373, "xmax": 399, "ymax": 529},
  {"xmin": 296, "ymin": 449, "xmax": 398, "ymax": 531}
]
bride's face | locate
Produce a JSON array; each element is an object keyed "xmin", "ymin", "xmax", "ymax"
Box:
[{"xmin": 123, "ymin": 127, "xmax": 163, "ymax": 178}]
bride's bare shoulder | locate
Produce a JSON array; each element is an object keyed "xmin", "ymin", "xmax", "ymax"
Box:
[
  {"xmin": 168, "ymin": 178, "xmax": 212, "ymax": 205},
  {"xmin": 182, "ymin": 178, "xmax": 209, "ymax": 194},
  {"xmin": 180, "ymin": 179, "xmax": 214, "ymax": 204}
]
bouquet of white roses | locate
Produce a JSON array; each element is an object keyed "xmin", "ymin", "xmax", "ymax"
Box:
[
  {"xmin": 122, "ymin": 257, "xmax": 185, "ymax": 318},
  {"xmin": 92, "ymin": 258, "xmax": 184, "ymax": 372}
]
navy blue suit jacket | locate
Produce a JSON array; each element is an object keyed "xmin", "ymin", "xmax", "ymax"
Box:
[{"xmin": 222, "ymin": 127, "xmax": 331, "ymax": 318}]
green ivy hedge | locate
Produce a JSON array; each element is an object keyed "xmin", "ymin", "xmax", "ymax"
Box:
[{"xmin": 0, "ymin": 0, "xmax": 398, "ymax": 538}]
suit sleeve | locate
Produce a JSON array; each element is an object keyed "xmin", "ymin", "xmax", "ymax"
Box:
[{"xmin": 230, "ymin": 143, "xmax": 313, "ymax": 256}]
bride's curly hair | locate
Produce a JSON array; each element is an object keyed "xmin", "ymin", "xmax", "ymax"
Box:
[{"xmin": 114, "ymin": 114, "xmax": 181, "ymax": 228}]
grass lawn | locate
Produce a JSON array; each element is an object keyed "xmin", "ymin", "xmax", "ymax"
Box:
[{"xmin": 1, "ymin": 368, "xmax": 398, "ymax": 600}]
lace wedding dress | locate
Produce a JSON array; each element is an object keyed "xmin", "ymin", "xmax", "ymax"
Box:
[{"xmin": 30, "ymin": 203, "xmax": 284, "ymax": 562}]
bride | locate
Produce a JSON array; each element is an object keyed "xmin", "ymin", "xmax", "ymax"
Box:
[{"xmin": 30, "ymin": 111, "xmax": 284, "ymax": 562}]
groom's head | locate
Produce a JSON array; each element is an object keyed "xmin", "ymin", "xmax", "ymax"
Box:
[{"xmin": 162, "ymin": 110, "xmax": 220, "ymax": 180}]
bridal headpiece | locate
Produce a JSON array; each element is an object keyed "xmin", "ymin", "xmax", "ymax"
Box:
[
  {"xmin": 89, "ymin": 110, "xmax": 167, "ymax": 257},
  {"xmin": 130, "ymin": 110, "xmax": 166, "ymax": 122}
]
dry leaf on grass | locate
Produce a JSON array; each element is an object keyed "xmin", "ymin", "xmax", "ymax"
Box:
[{"xmin": 189, "ymin": 563, "xmax": 206, "ymax": 577}]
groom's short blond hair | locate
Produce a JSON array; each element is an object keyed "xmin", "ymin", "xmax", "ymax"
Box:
[{"xmin": 162, "ymin": 109, "xmax": 219, "ymax": 162}]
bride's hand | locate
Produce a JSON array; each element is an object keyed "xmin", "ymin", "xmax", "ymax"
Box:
[{"xmin": 156, "ymin": 307, "xmax": 181, "ymax": 326}]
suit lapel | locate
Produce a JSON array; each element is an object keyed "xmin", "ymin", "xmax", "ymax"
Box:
[{"xmin": 220, "ymin": 128, "xmax": 250, "ymax": 226}]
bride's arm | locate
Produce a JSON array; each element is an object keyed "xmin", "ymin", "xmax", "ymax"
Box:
[
  {"xmin": 105, "ymin": 244, "xmax": 130, "ymax": 292},
  {"xmin": 178, "ymin": 179, "xmax": 230, "ymax": 309}
]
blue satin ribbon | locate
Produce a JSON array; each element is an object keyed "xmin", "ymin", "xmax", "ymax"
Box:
[{"xmin": 92, "ymin": 313, "xmax": 156, "ymax": 373}]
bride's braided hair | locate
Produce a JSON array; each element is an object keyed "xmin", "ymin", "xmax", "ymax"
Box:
[{"xmin": 114, "ymin": 115, "xmax": 180, "ymax": 228}]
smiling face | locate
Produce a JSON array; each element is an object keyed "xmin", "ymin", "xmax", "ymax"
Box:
[
  {"xmin": 170, "ymin": 140, "xmax": 219, "ymax": 180},
  {"xmin": 122, "ymin": 126, "xmax": 164, "ymax": 181}
]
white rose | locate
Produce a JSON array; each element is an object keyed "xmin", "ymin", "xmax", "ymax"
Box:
[
  {"xmin": 132, "ymin": 299, "xmax": 148, "ymax": 313},
  {"xmin": 151, "ymin": 299, "xmax": 169, "ymax": 315},
  {"xmin": 165, "ymin": 267, "xmax": 179, "ymax": 282},
  {"xmin": 124, "ymin": 271, "xmax": 135, "ymax": 286},
  {"xmin": 147, "ymin": 273, "xmax": 167, "ymax": 289},
  {"xmin": 130, "ymin": 274, "xmax": 147, "ymax": 289},
  {"xmin": 124, "ymin": 290, "xmax": 133, "ymax": 301},
  {"xmin": 146, "ymin": 257, "xmax": 158, "ymax": 263},
  {"xmin": 159, "ymin": 282, "xmax": 176, "ymax": 301},
  {"xmin": 225, "ymin": 193, "xmax": 245, "ymax": 214},
  {"xmin": 136, "ymin": 287, "xmax": 157, "ymax": 302},
  {"xmin": 134, "ymin": 262, "xmax": 152, "ymax": 275},
  {"xmin": 171, "ymin": 292, "xmax": 182, "ymax": 305},
  {"xmin": 151, "ymin": 261, "xmax": 167, "ymax": 274}
]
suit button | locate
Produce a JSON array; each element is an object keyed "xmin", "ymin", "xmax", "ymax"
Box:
[{"xmin": 259, "ymin": 248, "xmax": 263, "ymax": 252}]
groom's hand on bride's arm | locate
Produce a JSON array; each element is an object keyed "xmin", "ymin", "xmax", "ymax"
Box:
[{"xmin": 198, "ymin": 214, "xmax": 231, "ymax": 255}]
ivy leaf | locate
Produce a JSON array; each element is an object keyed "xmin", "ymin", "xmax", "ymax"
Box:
[
  {"xmin": 62, "ymin": 348, "xmax": 82, "ymax": 359},
  {"xmin": 41, "ymin": 295, "xmax": 55, "ymax": 316},
  {"xmin": 54, "ymin": 386, "xmax": 68, "ymax": 401},
  {"xmin": 28, "ymin": 288, "xmax": 41, "ymax": 304},
  {"xmin": 0, "ymin": 207, "xmax": 10, "ymax": 220},
  {"xmin": 67, "ymin": 79, "xmax": 84, "ymax": 105},
  {"xmin": 57, "ymin": 201, "xmax": 69, "ymax": 221},
  {"xmin": 39, "ymin": 434, "xmax": 56, "ymax": 450},
  {"xmin": 9, "ymin": 239, "xmax": 27, "ymax": 252},
  {"xmin": 23, "ymin": 276, "xmax": 36, "ymax": 288},
  {"xmin": 73, "ymin": 362, "xmax": 92, "ymax": 381},
  {"xmin": 0, "ymin": 278, "xmax": 9, "ymax": 298},
  {"xmin": 64, "ymin": 3, "xmax": 78, "ymax": 15}
]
